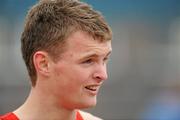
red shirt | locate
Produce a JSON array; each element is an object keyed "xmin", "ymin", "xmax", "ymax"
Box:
[
  {"xmin": 0, "ymin": 113, "xmax": 18, "ymax": 120},
  {"xmin": 0, "ymin": 111, "xmax": 83, "ymax": 120}
]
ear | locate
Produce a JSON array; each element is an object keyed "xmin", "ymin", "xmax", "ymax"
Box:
[{"xmin": 33, "ymin": 51, "xmax": 51, "ymax": 76}]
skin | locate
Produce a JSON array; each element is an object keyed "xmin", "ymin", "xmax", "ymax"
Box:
[
  {"xmin": 14, "ymin": 31, "xmax": 112, "ymax": 120},
  {"xmin": 49, "ymin": 31, "xmax": 112, "ymax": 109}
]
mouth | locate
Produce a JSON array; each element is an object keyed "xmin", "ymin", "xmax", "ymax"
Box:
[
  {"xmin": 85, "ymin": 85, "xmax": 98, "ymax": 91},
  {"xmin": 84, "ymin": 85, "xmax": 100, "ymax": 95}
]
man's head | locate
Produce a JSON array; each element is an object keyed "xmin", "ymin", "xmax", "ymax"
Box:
[{"xmin": 21, "ymin": 0, "xmax": 112, "ymax": 86}]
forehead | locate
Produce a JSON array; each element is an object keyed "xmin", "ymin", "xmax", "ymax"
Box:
[{"xmin": 65, "ymin": 31, "xmax": 112, "ymax": 55}]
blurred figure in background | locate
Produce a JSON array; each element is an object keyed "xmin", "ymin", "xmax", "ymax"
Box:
[
  {"xmin": 140, "ymin": 79, "xmax": 180, "ymax": 120},
  {"xmin": 139, "ymin": 17, "xmax": 180, "ymax": 120},
  {"xmin": 0, "ymin": 0, "xmax": 112, "ymax": 120}
]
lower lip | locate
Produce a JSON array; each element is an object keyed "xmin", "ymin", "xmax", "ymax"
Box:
[{"xmin": 84, "ymin": 87, "xmax": 99, "ymax": 96}]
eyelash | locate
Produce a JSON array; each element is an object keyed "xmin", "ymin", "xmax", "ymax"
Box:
[
  {"xmin": 104, "ymin": 57, "xmax": 108, "ymax": 62},
  {"xmin": 83, "ymin": 59, "xmax": 93, "ymax": 64}
]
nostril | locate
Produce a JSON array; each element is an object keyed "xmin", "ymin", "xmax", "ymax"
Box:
[
  {"xmin": 93, "ymin": 65, "xmax": 108, "ymax": 81},
  {"xmin": 95, "ymin": 76, "xmax": 101, "ymax": 80},
  {"xmin": 93, "ymin": 72, "xmax": 108, "ymax": 82}
]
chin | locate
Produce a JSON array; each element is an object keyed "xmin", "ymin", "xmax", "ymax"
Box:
[
  {"xmin": 79, "ymin": 98, "xmax": 97, "ymax": 109},
  {"xmin": 61, "ymin": 97, "xmax": 97, "ymax": 110},
  {"xmin": 77, "ymin": 104, "xmax": 96, "ymax": 109}
]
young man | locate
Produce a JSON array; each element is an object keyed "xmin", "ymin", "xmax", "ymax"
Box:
[{"xmin": 0, "ymin": 0, "xmax": 112, "ymax": 120}]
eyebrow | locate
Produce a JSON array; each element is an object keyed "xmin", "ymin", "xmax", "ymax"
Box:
[
  {"xmin": 106, "ymin": 51, "xmax": 112, "ymax": 57},
  {"xmin": 81, "ymin": 51, "xmax": 112, "ymax": 59}
]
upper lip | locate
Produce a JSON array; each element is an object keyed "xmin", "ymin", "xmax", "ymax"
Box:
[
  {"xmin": 84, "ymin": 84, "xmax": 102, "ymax": 89},
  {"xmin": 85, "ymin": 83, "xmax": 102, "ymax": 87}
]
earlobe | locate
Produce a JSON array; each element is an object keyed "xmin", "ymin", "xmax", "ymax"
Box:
[{"xmin": 33, "ymin": 51, "xmax": 50, "ymax": 76}]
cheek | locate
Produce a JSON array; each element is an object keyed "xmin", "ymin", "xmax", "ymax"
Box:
[
  {"xmin": 53, "ymin": 64, "xmax": 86, "ymax": 88},
  {"xmin": 65, "ymin": 67, "xmax": 88, "ymax": 88},
  {"xmin": 53, "ymin": 62, "xmax": 93, "ymax": 93}
]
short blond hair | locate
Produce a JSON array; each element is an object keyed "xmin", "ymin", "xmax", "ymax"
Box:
[{"xmin": 21, "ymin": 0, "xmax": 112, "ymax": 86}]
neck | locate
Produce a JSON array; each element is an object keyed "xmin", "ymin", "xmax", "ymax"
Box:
[{"xmin": 14, "ymin": 87, "xmax": 77, "ymax": 120}]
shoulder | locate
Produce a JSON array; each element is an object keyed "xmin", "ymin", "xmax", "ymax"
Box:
[
  {"xmin": 79, "ymin": 110, "xmax": 103, "ymax": 120},
  {"xmin": 0, "ymin": 112, "xmax": 19, "ymax": 120}
]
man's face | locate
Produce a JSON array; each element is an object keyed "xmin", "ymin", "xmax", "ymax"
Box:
[{"xmin": 50, "ymin": 31, "xmax": 112, "ymax": 110}]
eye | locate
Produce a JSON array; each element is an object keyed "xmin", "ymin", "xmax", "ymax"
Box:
[
  {"xmin": 103, "ymin": 57, "xmax": 109, "ymax": 63},
  {"xmin": 82, "ymin": 59, "xmax": 93, "ymax": 64}
]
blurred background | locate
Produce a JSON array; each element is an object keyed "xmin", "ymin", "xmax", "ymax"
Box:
[{"xmin": 0, "ymin": 0, "xmax": 180, "ymax": 120}]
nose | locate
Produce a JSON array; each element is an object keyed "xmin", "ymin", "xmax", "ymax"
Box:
[{"xmin": 93, "ymin": 64, "xmax": 108, "ymax": 81}]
